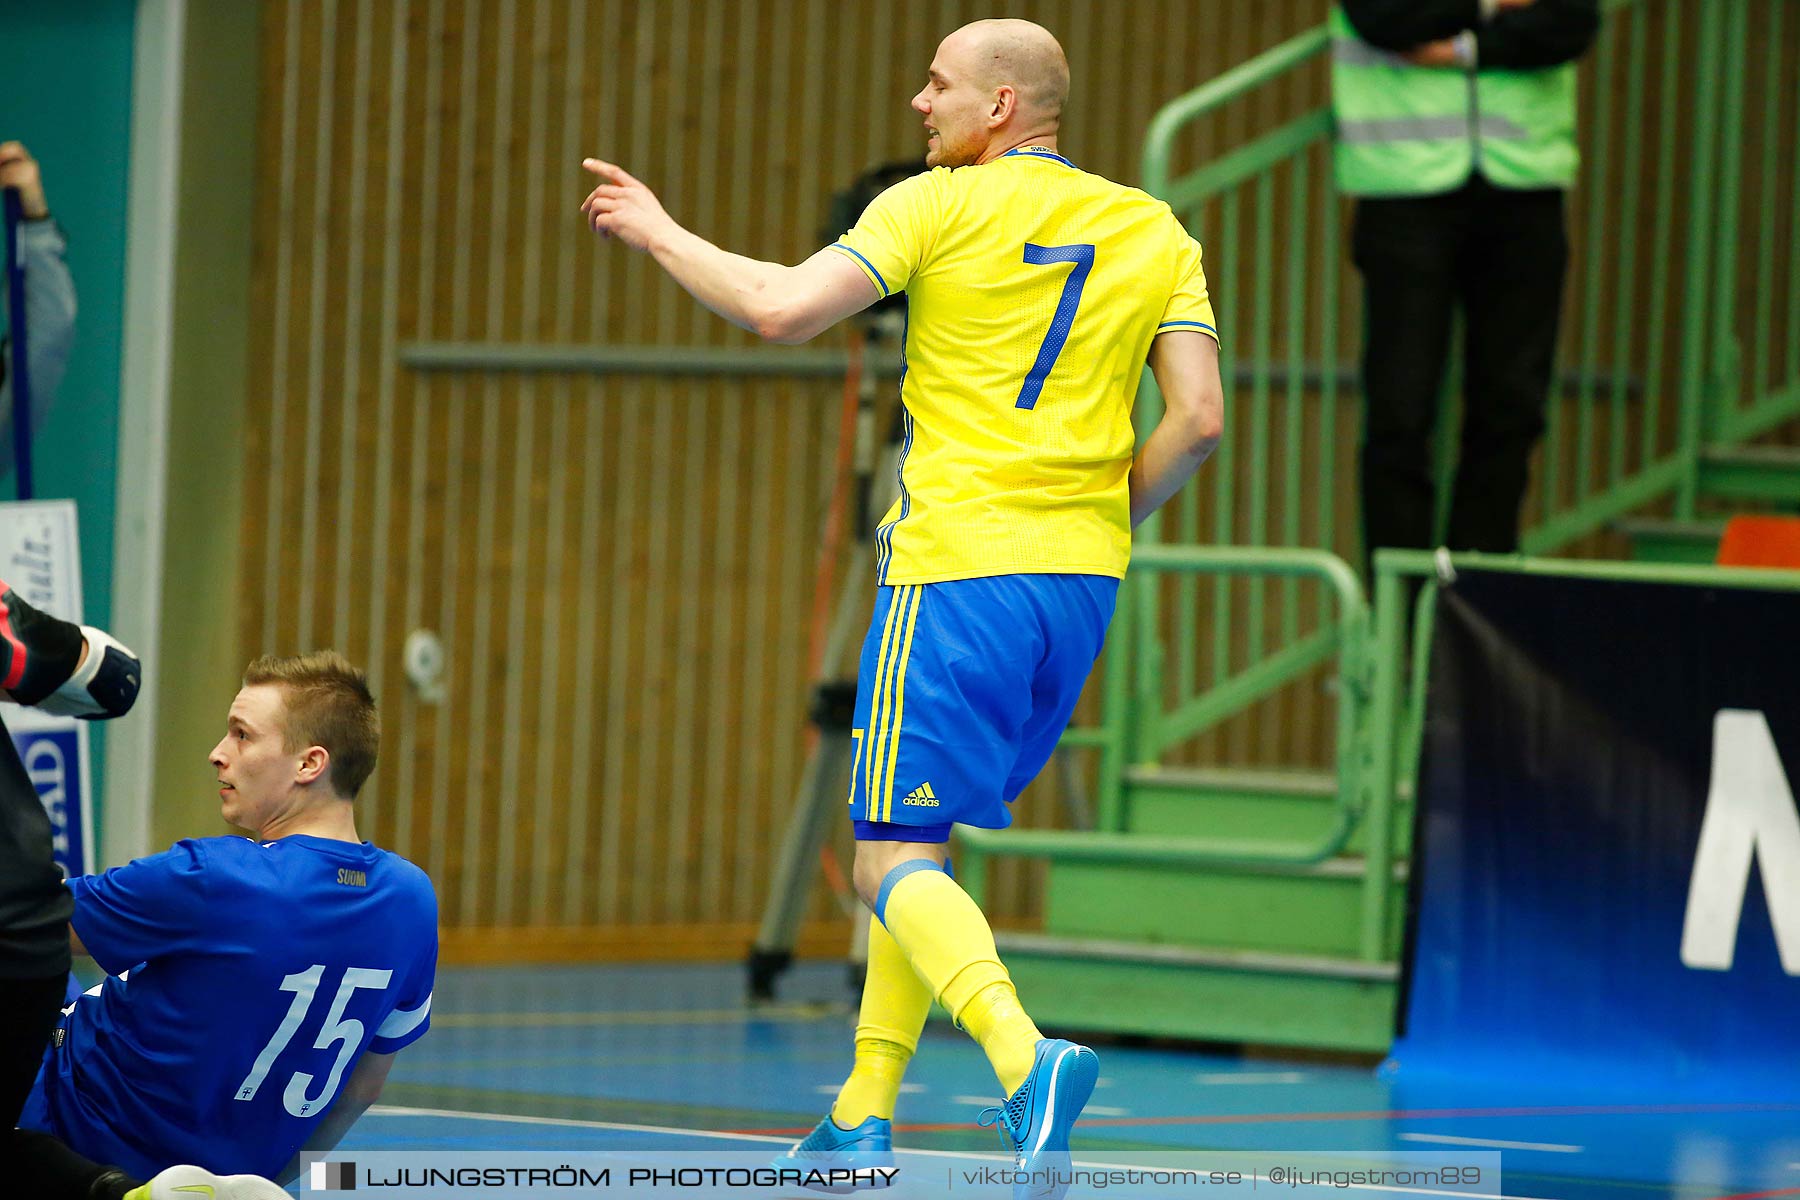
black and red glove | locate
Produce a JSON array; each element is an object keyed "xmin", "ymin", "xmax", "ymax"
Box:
[{"xmin": 0, "ymin": 585, "xmax": 141, "ymax": 719}]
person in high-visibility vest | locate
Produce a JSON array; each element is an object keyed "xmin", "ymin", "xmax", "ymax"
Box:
[{"xmin": 1333, "ymin": 0, "xmax": 1599, "ymax": 574}]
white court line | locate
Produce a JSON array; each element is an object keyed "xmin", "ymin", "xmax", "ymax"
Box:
[
  {"xmin": 367, "ymin": 1105, "xmax": 1011, "ymax": 1164},
  {"xmin": 368, "ymin": 1105, "xmax": 793, "ymax": 1145},
  {"xmin": 433, "ymin": 1004, "xmax": 842, "ymax": 1029},
  {"xmin": 1196, "ymin": 1071, "xmax": 1310, "ymax": 1085},
  {"xmin": 1399, "ymin": 1133, "xmax": 1584, "ymax": 1154},
  {"xmin": 813, "ymin": 1083, "xmax": 925, "ymax": 1095}
]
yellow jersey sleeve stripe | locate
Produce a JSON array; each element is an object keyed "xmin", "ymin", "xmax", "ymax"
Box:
[
  {"xmin": 881, "ymin": 586, "xmax": 925, "ymax": 822},
  {"xmin": 1158, "ymin": 319, "xmax": 1218, "ymax": 336},
  {"xmin": 864, "ymin": 588, "xmax": 907, "ymax": 817},
  {"xmin": 828, "ymin": 243, "xmax": 890, "ymax": 297}
]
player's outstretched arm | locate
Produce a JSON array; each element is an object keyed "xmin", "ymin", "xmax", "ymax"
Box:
[
  {"xmin": 1130, "ymin": 330, "xmax": 1225, "ymax": 528},
  {"xmin": 275, "ymin": 1051, "xmax": 396, "ymax": 1185},
  {"xmin": 0, "ymin": 585, "xmax": 141, "ymax": 719},
  {"xmin": 579, "ymin": 158, "xmax": 879, "ymax": 343}
]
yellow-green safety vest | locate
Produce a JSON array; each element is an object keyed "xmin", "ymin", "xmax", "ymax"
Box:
[{"xmin": 1331, "ymin": 6, "xmax": 1580, "ymax": 197}]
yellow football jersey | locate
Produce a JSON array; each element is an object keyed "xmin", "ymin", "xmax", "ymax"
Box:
[{"xmin": 829, "ymin": 146, "xmax": 1218, "ymax": 585}]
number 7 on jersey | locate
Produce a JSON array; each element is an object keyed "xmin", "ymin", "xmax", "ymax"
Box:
[{"xmin": 1015, "ymin": 242, "xmax": 1096, "ymax": 411}]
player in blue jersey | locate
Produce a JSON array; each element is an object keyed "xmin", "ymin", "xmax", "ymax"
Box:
[
  {"xmin": 0, "ymin": 583, "xmax": 291, "ymax": 1198},
  {"xmin": 581, "ymin": 18, "xmax": 1224, "ymax": 1200},
  {"xmin": 18, "ymin": 651, "xmax": 439, "ymax": 1188}
]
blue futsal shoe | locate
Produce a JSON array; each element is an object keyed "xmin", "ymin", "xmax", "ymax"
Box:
[
  {"xmin": 977, "ymin": 1039, "xmax": 1100, "ymax": 1200},
  {"xmin": 770, "ymin": 1113, "xmax": 897, "ymax": 1192}
]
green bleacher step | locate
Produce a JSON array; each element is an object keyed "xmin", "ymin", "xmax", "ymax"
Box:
[
  {"xmin": 1699, "ymin": 445, "xmax": 1800, "ymax": 505},
  {"xmin": 995, "ymin": 932, "xmax": 1397, "ymax": 1053},
  {"xmin": 1044, "ymin": 857, "xmax": 1406, "ymax": 958},
  {"xmin": 1615, "ymin": 517, "xmax": 1726, "ymax": 565},
  {"xmin": 1121, "ymin": 765, "xmax": 1412, "ymax": 857}
]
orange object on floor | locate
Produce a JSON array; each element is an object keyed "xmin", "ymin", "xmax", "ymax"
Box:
[{"xmin": 1715, "ymin": 514, "xmax": 1800, "ymax": 568}]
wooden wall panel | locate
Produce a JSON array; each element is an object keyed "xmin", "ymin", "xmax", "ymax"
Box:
[
  {"xmin": 245, "ymin": 2, "xmax": 1788, "ymax": 952},
  {"xmin": 244, "ymin": 0, "xmax": 1331, "ymax": 951}
]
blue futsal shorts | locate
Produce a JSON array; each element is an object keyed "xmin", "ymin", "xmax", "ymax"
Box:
[{"xmin": 847, "ymin": 573, "xmax": 1119, "ymax": 842}]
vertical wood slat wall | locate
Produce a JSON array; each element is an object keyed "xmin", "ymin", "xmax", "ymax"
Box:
[
  {"xmin": 240, "ymin": 1, "xmax": 1798, "ymax": 954},
  {"xmin": 243, "ymin": 1, "xmax": 1326, "ymax": 954}
]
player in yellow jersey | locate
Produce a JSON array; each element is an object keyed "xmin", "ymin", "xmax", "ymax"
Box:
[{"xmin": 581, "ymin": 19, "xmax": 1222, "ymax": 1199}]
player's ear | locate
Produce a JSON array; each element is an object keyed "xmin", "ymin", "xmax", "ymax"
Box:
[
  {"xmin": 296, "ymin": 745, "xmax": 331, "ymax": 787},
  {"xmin": 989, "ymin": 85, "xmax": 1014, "ymax": 125}
]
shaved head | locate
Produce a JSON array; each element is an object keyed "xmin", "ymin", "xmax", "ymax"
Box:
[
  {"xmin": 912, "ymin": 18, "xmax": 1070, "ymax": 168},
  {"xmin": 942, "ymin": 19, "xmax": 1070, "ymax": 123}
]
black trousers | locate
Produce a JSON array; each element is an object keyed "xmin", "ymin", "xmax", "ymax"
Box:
[
  {"xmin": 1, "ymin": 972, "xmax": 64, "ymax": 1127},
  {"xmin": 1353, "ymin": 177, "xmax": 1569, "ymax": 576},
  {"xmin": 0, "ymin": 976, "xmax": 137, "ymax": 1198},
  {"xmin": 0, "ymin": 596, "xmax": 139, "ymax": 1195},
  {"xmin": 1, "ymin": 729, "xmax": 137, "ymax": 1197}
]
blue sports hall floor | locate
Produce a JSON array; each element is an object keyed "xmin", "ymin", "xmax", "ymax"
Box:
[{"xmin": 325, "ymin": 962, "xmax": 1799, "ymax": 1200}]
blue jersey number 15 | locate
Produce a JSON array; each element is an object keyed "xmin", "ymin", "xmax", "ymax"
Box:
[
  {"xmin": 1015, "ymin": 243, "xmax": 1096, "ymax": 411},
  {"xmin": 234, "ymin": 964, "xmax": 393, "ymax": 1117}
]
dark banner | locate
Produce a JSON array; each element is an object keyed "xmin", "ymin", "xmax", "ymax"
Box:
[{"xmin": 1386, "ymin": 569, "xmax": 1800, "ymax": 1100}]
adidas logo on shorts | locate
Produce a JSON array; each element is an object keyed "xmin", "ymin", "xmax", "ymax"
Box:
[{"xmin": 901, "ymin": 782, "xmax": 939, "ymax": 807}]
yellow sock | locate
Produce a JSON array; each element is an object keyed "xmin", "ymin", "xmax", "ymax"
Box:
[
  {"xmin": 832, "ymin": 1037, "xmax": 911, "ymax": 1125},
  {"xmin": 954, "ymin": 978, "xmax": 1043, "ymax": 1095},
  {"xmin": 122, "ymin": 1190, "xmax": 148, "ymax": 1200},
  {"xmin": 832, "ymin": 915, "xmax": 931, "ymax": 1124},
  {"xmin": 878, "ymin": 864, "xmax": 1043, "ymax": 1096}
]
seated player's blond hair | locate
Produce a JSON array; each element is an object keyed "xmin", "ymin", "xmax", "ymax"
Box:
[{"xmin": 241, "ymin": 651, "xmax": 379, "ymax": 800}]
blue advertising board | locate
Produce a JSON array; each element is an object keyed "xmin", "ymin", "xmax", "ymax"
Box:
[
  {"xmin": 1387, "ymin": 569, "xmax": 1800, "ymax": 1102},
  {"xmin": 0, "ymin": 500, "xmax": 92, "ymax": 878},
  {"xmin": 15, "ymin": 722, "xmax": 88, "ymax": 881}
]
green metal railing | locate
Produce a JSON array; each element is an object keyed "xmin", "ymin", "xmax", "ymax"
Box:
[
  {"xmin": 961, "ymin": 543, "xmax": 1375, "ymax": 868},
  {"xmin": 1498, "ymin": 0, "xmax": 1798, "ymax": 539},
  {"xmin": 1091, "ymin": 0, "xmax": 1796, "ymax": 779},
  {"xmin": 958, "ymin": 543, "xmax": 1398, "ymax": 964},
  {"xmin": 1360, "ymin": 549, "xmax": 1800, "ymax": 958},
  {"xmin": 1695, "ymin": 0, "xmax": 1800, "ymax": 453},
  {"xmin": 1008, "ymin": 1, "xmax": 1798, "ymax": 968},
  {"xmin": 1126, "ymin": 20, "xmax": 1349, "ymax": 806}
]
